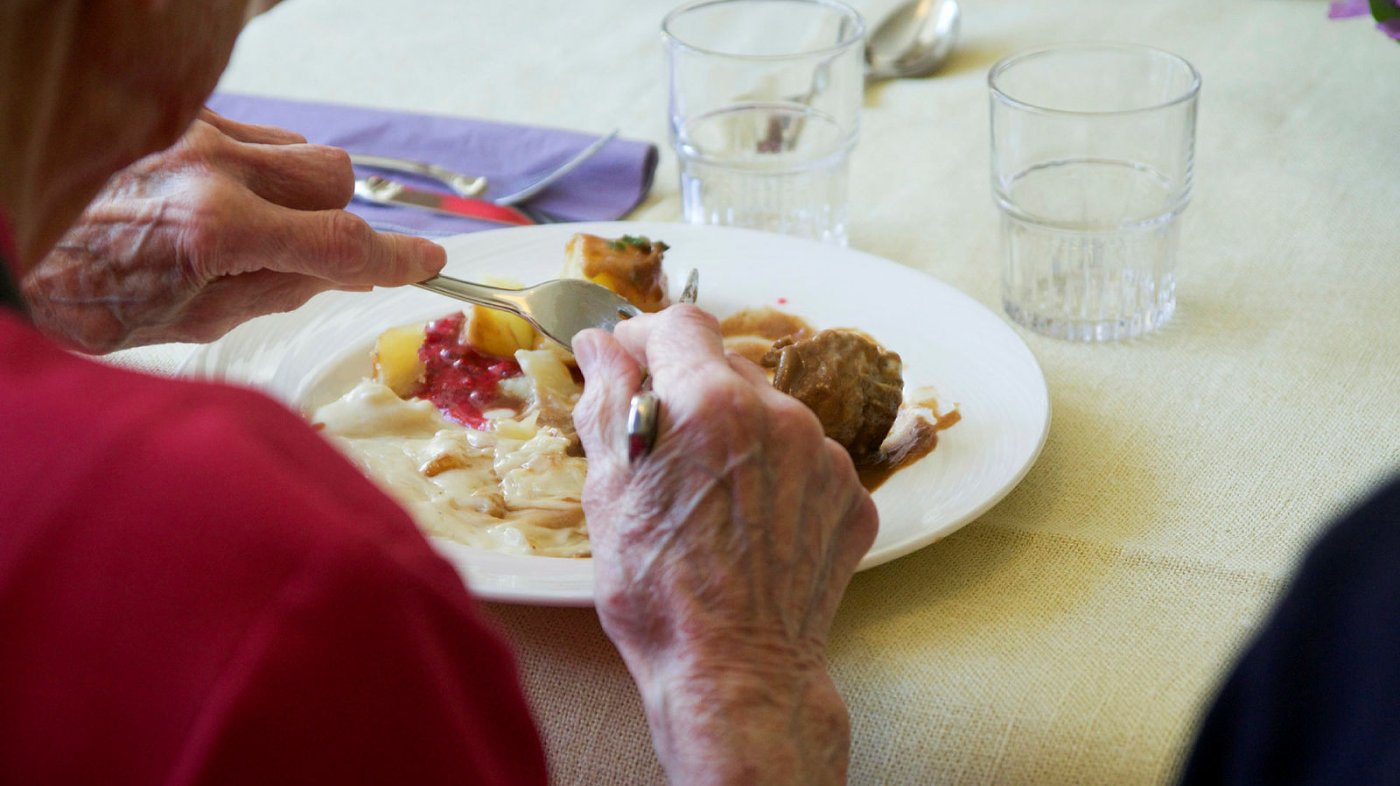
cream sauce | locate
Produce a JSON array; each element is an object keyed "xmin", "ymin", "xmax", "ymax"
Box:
[{"xmin": 313, "ymin": 353, "xmax": 590, "ymax": 558}]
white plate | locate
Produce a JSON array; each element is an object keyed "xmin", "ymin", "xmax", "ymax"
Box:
[{"xmin": 182, "ymin": 221, "xmax": 1050, "ymax": 605}]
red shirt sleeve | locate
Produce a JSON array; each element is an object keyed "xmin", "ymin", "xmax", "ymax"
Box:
[
  {"xmin": 171, "ymin": 528, "xmax": 546, "ymax": 786},
  {"xmin": 0, "ymin": 315, "xmax": 548, "ymax": 785}
]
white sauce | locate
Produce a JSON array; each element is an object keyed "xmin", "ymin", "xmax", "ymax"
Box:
[{"xmin": 312, "ymin": 348, "xmax": 590, "ymax": 558}]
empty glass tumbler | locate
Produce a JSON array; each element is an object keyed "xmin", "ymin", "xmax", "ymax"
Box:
[
  {"xmin": 989, "ymin": 44, "xmax": 1201, "ymax": 341},
  {"xmin": 663, "ymin": 0, "xmax": 865, "ymax": 245}
]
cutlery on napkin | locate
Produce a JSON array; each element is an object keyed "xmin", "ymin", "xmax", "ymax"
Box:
[
  {"xmin": 206, "ymin": 93, "xmax": 659, "ymax": 236},
  {"xmin": 352, "ymin": 176, "xmax": 534, "ymax": 225}
]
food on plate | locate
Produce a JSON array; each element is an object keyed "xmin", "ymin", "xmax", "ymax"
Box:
[
  {"xmin": 313, "ymin": 232, "xmax": 957, "ymax": 558},
  {"xmin": 464, "ymin": 302, "xmax": 537, "ymax": 359},
  {"xmin": 563, "ymin": 233, "xmax": 670, "ymax": 313},
  {"xmin": 762, "ymin": 329, "xmax": 904, "ymax": 462},
  {"xmin": 372, "ymin": 323, "xmax": 427, "ymax": 398},
  {"xmin": 718, "ymin": 306, "xmax": 815, "ymax": 365},
  {"xmin": 315, "ymin": 308, "xmax": 589, "ymax": 557},
  {"xmin": 720, "ymin": 309, "xmax": 959, "ymax": 488}
]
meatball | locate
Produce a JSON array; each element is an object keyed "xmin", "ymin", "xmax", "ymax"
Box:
[{"xmin": 761, "ymin": 329, "xmax": 903, "ymax": 462}]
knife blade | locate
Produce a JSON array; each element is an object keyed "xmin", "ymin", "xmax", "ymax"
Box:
[{"xmin": 352, "ymin": 175, "xmax": 534, "ymax": 226}]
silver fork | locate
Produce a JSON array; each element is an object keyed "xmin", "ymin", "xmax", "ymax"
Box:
[
  {"xmin": 415, "ymin": 276, "xmax": 638, "ymax": 351},
  {"xmin": 348, "ymin": 128, "xmax": 620, "ymax": 205},
  {"xmin": 347, "ymin": 154, "xmax": 487, "ymax": 197},
  {"xmin": 415, "ymin": 267, "xmax": 700, "ymax": 351},
  {"xmin": 492, "ymin": 129, "xmax": 619, "ymax": 206}
]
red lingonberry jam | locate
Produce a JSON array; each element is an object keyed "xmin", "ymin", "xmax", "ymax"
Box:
[{"xmin": 417, "ymin": 312, "xmax": 524, "ymax": 429}]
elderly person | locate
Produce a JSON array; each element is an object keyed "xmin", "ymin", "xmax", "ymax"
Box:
[
  {"xmin": 0, "ymin": 1, "xmax": 872, "ymax": 784},
  {"xmin": 5, "ymin": 2, "xmax": 1399, "ymax": 786}
]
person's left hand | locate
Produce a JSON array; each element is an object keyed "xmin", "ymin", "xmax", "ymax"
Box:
[{"xmin": 21, "ymin": 108, "xmax": 445, "ymax": 352}]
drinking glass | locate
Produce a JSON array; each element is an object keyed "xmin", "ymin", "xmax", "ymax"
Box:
[
  {"xmin": 663, "ymin": 0, "xmax": 865, "ymax": 245},
  {"xmin": 989, "ymin": 44, "xmax": 1201, "ymax": 341}
]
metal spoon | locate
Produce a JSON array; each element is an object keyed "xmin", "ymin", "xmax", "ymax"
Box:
[{"xmin": 865, "ymin": 0, "xmax": 961, "ymax": 82}]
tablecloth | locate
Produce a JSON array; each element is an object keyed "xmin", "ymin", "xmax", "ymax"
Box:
[{"xmin": 108, "ymin": 0, "xmax": 1400, "ymax": 783}]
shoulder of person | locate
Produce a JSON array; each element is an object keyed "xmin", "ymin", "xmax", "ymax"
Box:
[{"xmin": 1, "ymin": 323, "xmax": 461, "ymax": 607}]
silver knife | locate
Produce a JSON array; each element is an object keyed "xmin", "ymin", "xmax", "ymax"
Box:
[{"xmin": 352, "ymin": 176, "xmax": 535, "ymax": 226}]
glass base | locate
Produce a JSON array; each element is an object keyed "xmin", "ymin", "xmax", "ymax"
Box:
[{"xmin": 1004, "ymin": 297, "xmax": 1176, "ymax": 341}]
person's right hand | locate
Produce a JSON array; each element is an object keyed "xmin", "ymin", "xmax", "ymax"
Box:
[
  {"xmin": 22, "ymin": 108, "xmax": 444, "ymax": 353},
  {"xmin": 572, "ymin": 306, "xmax": 878, "ymax": 786}
]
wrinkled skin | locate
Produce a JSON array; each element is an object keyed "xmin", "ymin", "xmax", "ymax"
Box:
[
  {"xmin": 21, "ymin": 109, "xmax": 445, "ymax": 352},
  {"xmin": 573, "ymin": 306, "xmax": 879, "ymax": 786}
]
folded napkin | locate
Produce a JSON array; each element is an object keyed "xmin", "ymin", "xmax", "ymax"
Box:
[{"xmin": 206, "ymin": 93, "xmax": 658, "ymax": 236}]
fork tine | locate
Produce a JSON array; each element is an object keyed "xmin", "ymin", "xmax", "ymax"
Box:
[
  {"xmin": 514, "ymin": 204, "xmax": 565, "ymax": 225},
  {"xmin": 493, "ymin": 129, "xmax": 621, "ymax": 206},
  {"xmin": 679, "ymin": 269, "xmax": 700, "ymax": 304}
]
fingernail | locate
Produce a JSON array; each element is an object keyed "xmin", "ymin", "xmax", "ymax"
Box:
[{"xmin": 418, "ymin": 239, "xmax": 447, "ymax": 274}]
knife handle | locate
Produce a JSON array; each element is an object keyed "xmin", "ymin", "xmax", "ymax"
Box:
[{"xmin": 353, "ymin": 176, "xmax": 535, "ymax": 226}]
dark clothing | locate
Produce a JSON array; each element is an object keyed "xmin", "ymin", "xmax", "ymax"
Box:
[
  {"xmin": 1181, "ymin": 477, "xmax": 1400, "ymax": 785},
  {"xmin": 0, "ymin": 247, "xmax": 23, "ymax": 314}
]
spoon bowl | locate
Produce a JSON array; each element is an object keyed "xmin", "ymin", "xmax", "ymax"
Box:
[{"xmin": 866, "ymin": 0, "xmax": 961, "ymax": 82}]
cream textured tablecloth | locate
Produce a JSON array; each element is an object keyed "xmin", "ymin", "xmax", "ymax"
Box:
[{"xmin": 107, "ymin": 1, "xmax": 1400, "ymax": 783}]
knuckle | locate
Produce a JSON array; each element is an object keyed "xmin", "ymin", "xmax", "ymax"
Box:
[
  {"xmin": 669, "ymin": 302, "xmax": 720, "ymax": 331},
  {"xmin": 823, "ymin": 438, "xmax": 850, "ymax": 463},
  {"xmin": 571, "ymin": 397, "xmax": 605, "ymax": 445},
  {"xmin": 769, "ymin": 389, "xmax": 817, "ymax": 427},
  {"xmin": 187, "ymin": 116, "xmax": 225, "ymax": 147},
  {"xmin": 688, "ymin": 375, "xmax": 759, "ymax": 424},
  {"xmin": 322, "ymin": 211, "xmax": 374, "ymax": 265},
  {"xmin": 312, "ymin": 145, "xmax": 355, "ymax": 202},
  {"xmin": 768, "ymin": 394, "xmax": 825, "ymax": 448},
  {"xmin": 840, "ymin": 500, "xmax": 879, "ymax": 554},
  {"xmin": 186, "ymin": 120, "xmax": 240, "ymax": 167},
  {"xmin": 178, "ymin": 184, "xmax": 239, "ymax": 267},
  {"xmin": 853, "ymin": 493, "xmax": 879, "ymax": 542}
]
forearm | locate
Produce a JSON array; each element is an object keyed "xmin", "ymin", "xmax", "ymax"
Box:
[{"xmin": 634, "ymin": 651, "xmax": 851, "ymax": 786}]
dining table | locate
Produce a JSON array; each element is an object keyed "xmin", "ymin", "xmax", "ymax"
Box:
[{"xmin": 109, "ymin": 0, "xmax": 1400, "ymax": 783}]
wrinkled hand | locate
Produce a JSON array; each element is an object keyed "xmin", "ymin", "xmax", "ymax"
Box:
[
  {"xmin": 573, "ymin": 306, "xmax": 878, "ymax": 786},
  {"xmin": 22, "ymin": 108, "xmax": 444, "ymax": 352}
]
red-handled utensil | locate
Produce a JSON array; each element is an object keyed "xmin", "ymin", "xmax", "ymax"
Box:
[{"xmin": 353, "ymin": 176, "xmax": 534, "ymax": 225}]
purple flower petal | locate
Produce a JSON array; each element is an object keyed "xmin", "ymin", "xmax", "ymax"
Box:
[
  {"xmin": 1379, "ymin": 17, "xmax": 1400, "ymax": 38},
  {"xmin": 1329, "ymin": 0, "xmax": 1371, "ymax": 18}
]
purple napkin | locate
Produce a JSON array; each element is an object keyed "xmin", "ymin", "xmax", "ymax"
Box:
[{"xmin": 207, "ymin": 93, "xmax": 658, "ymax": 236}]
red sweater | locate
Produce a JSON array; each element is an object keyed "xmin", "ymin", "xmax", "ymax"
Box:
[{"xmin": 0, "ymin": 307, "xmax": 548, "ymax": 785}]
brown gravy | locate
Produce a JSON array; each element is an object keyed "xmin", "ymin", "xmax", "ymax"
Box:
[
  {"xmin": 856, "ymin": 403, "xmax": 961, "ymax": 492},
  {"xmin": 719, "ymin": 306, "xmax": 816, "ymax": 368},
  {"xmin": 719, "ymin": 307, "xmax": 814, "ymax": 342}
]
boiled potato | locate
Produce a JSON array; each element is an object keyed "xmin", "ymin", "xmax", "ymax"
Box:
[
  {"xmin": 465, "ymin": 305, "xmax": 537, "ymax": 358},
  {"xmin": 373, "ymin": 323, "xmax": 427, "ymax": 397}
]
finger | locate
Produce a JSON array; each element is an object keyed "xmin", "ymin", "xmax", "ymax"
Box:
[
  {"xmin": 147, "ymin": 269, "xmax": 337, "ymax": 344},
  {"xmin": 572, "ymin": 329, "xmax": 645, "ymax": 471},
  {"xmin": 726, "ymin": 347, "xmax": 820, "ymax": 420},
  {"xmin": 612, "ymin": 304, "xmax": 732, "ymax": 389},
  {"xmin": 234, "ymin": 142, "xmax": 355, "ymax": 211},
  {"xmin": 725, "ymin": 350, "xmax": 771, "ymax": 387},
  {"xmin": 199, "ymin": 107, "xmax": 307, "ymax": 145},
  {"xmin": 251, "ymin": 206, "xmax": 446, "ymax": 286}
]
